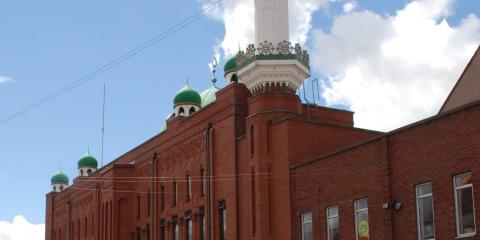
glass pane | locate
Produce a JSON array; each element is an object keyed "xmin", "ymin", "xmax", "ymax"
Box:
[
  {"xmin": 455, "ymin": 173, "xmax": 472, "ymax": 187},
  {"xmin": 457, "ymin": 187, "xmax": 476, "ymax": 234},
  {"xmin": 355, "ymin": 199, "xmax": 368, "ymax": 211},
  {"xmin": 417, "ymin": 184, "xmax": 432, "ymax": 196},
  {"xmin": 327, "ymin": 217, "xmax": 340, "ymax": 240},
  {"xmin": 418, "ymin": 196, "xmax": 435, "ymax": 239},
  {"xmin": 356, "ymin": 211, "xmax": 369, "ymax": 240},
  {"xmin": 302, "ymin": 212, "xmax": 312, "ymax": 223},
  {"xmin": 327, "ymin": 206, "xmax": 338, "ymax": 217},
  {"xmin": 303, "ymin": 222, "xmax": 312, "ymax": 240}
]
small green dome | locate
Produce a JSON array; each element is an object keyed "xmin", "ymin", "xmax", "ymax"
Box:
[
  {"xmin": 200, "ymin": 87, "xmax": 220, "ymax": 107},
  {"xmin": 173, "ymin": 85, "xmax": 202, "ymax": 107},
  {"xmin": 224, "ymin": 55, "xmax": 237, "ymax": 77},
  {"xmin": 78, "ymin": 153, "xmax": 98, "ymax": 169},
  {"xmin": 51, "ymin": 171, "xmax": 69, "ymax": 185}
]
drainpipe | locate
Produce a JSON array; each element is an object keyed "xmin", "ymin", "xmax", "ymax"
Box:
[
  {"xmin": 205, "ymin": 122, "xmax": 213, "ymax": 240},
  {"xmin": 152, "ymin": 152, "xmax": 157, "ymax": 240}
]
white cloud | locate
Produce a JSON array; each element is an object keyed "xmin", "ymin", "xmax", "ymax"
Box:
[
  {"xmin": 0, "ymin": 215, "xmax": 44, "ymax": 240},
  {"xmin": 343, "ymin": 1, "xmax": 357, "ymax": 13},
  {"xmin": 312, "ymin": 0, "xmax": 480, "ymax": 131},
  {"xmin": 202, "ymin": 0, "xmax": 328, "ymax": 58},
  {"xmin": 0, "ymin": 75, "xmax": 12, "ymax": 83}
]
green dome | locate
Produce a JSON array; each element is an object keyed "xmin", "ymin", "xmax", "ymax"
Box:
[
  {"xmin": 78, "ymin": 153, "xmax": 98, "ymax": 169},
  {"xmin": 200, "ymin": 87, "xmax": 220, "ymax": 107},
  {"xmin": 224, "ymin": 55, "xmax": 237, "ymax": 77},
  {"xmin": 173, "ymin": 85, "xmax": 202, "ymax": 107},
  {"xmin": 51, "ymin": 171, "xmax": 69, "ymax": 185}
]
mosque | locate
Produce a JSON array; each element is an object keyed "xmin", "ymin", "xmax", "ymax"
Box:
[{"xmin": 45, "ymin": 0, "xmax": 480, "ymax": 239}]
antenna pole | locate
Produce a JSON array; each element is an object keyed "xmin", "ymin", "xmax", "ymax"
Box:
[{"xmin": 101, "ymin": 83, "xmax": 106, "ymax": 167}]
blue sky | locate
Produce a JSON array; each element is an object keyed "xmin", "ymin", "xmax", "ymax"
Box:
[{"xmin": 0, "ymin": 0, "xmax": 479, "ymax": 232}]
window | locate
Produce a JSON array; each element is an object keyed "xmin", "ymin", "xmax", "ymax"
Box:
[
  {"xmin": 173, "ymin": 180, "xmax": 177, "ymax": 207},
  {"xmin": 200, "ymin": 168, "xmax": 205, "ymax": 197},
  {"xmin": 454, "ymin": 172, "xmax": 476, "ymax": 237},
  {"xmin": 172, "ymin": 217, "xmax": 179, "ymax": 240},
  {"xmin": 301, "ymin": 212, "xmax": 313, "ymax": 240},
  {"xmin": 87, "ymin": 169, "xmax": 92, "ymax": 175},
  {"xmin": 185, "ymin": 212, "xmax": 192, "ymax": 240},
  {"xmin": 147, "ymin": 190, "xmax": 151, "ymax": 216},
  {"xmin": 250, "ymin": 125, "xmax": 255, "ymax": 157},
  {"xmin": 179, "ymin": 107, "xmax": 185, "ymax": 116},
  {"xmin": 186, "ymin": 174, "xmax": 192, "ymax": 202},
  {"xmin": 189, "ymin": 107, "xmax": 196, "ymax": 115},
  {"xmin": 199, "ymin": 208, "xmax": 206, "ymax": 240},
  {"xmin": 160, "ymin": 220, "xmax": 166, "ymax": 240},
  {"xmin": 416, "ymin": 183, "xmax": 435, "ymax": 240},
  {"xmin": 161, "ymin": 185, "xmax": 165, "ymax": 211},
  {"xmin": 219, "ymin": 202, "xmax": 227, "ymax": 240},
  {"xmin": 354, "ymin": 199, "xmax": 369, "ymax": 240},
  {"xmin": 136, "ymin": 194, "xmax": 141, "ymax": 219},
  {"xmin": 326, "ymin": 206, "xmax": 339, "ymax": 240}
]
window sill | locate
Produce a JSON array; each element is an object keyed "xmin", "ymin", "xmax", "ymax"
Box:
[{"xmin": 455, "ymin": 233, "xmax": 476, "ymax": 239}]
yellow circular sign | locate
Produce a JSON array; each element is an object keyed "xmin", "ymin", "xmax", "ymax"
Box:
[{"xmin": 358, "ymin": 220, "xmax": 369, "ymax": 237}]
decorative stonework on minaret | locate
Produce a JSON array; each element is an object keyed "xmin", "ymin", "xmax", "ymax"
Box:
[{"xmin": 236, "ymin": 0, "xmax": 310, "ymax": 94}]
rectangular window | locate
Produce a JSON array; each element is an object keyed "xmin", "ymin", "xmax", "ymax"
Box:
[
  {"xmin": 326, "ymin": 206, "xmax": 339, "ymax": 240},
  {"xmin": 172, "ymin": 218, "xmax": 179, "ymax": 240},
  {"xmin": 416, "ymin": 183, "xmax": 435, "ymax": 240},
  {"xmin": 187, "ymin": 175, "xmax": 192, "ymax": 202},
  {"xmin": 454, "ymin": 172, "xmax": 476, "ymax": 237},
  {"xmin": 355, "ymin": 199, "xmax": 369, "ymax": 240},
  {"xmin": 160, "ymin": 220, "xmax": 166, "ymax": 240},
  {"xmin": 136, "ymin": 195, "xmax": 141, "ymax": 219},
  {"xmin": 199, "ymin": 208, "xmax": 206, "ymax": 240},
  {"xmin": 301, "ymin": 212, "xmax": 313, "ymax": 240},
  {"xmin": 147, "ymin": 190, "xmax": 151, "ymax": 216},
  {"xmin": 200, "ymin": 168, "xmax": 205, "ymax": 197},
  {"xmin": 160, "ymin": 185, "xmax": 165, "ymax": 211},
  {"xmin": 173, "ymin": 180, "xmax": 177, "ymax": 207},
  {"xmin": 185, "ymin": 212, "xmax": 192, "ymax": 240},
  {"xmin": 219, "ymin": 202, "xmax": 227, "ymax": 240}
]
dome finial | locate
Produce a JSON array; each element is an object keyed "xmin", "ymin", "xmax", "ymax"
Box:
[{"xmin": 211, "ymin": 57, "xmax": 218, "ymax": 87}]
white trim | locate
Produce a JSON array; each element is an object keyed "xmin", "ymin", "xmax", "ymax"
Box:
[
  {"xmin": 301, "ymin": 211, "xmax": 313, "ymax": 240},
  {"xmin": 415, "ymin": 182, "xmax": 435, "ymax": 240},
  {"xmin": 454, "ymin": 173, "xmax": 477, "ymax": 237},
  {"xmin": 354, "ymin": 198, "xmax": 368, "ymax": 240},
  {"xmin": 326, "ymin": 205, "xmax": 339, "ymax": 240}
]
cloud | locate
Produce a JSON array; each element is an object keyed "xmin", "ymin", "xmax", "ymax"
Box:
[
  {"xmin": 0, "ymin": 215, "xmax": 44, "ymax": 240},
  {"xmin": 0, "ymin": 75, "xmax": 12, "ymax": 83},
  {"xmin": 202, "ymin": 0, "xmax": 328, "ymax": 58},
  {"xmin": 311, "ymin": 0, "xmax": 480, "ymax": 131},
  {"xmin": 342, "ymin": 1, "xmax": 357, "ymax": 13}
]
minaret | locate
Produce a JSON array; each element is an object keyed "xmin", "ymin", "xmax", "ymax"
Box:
[
  {"xmin": 236, "ymin": 0, "xmax": 310, "ymax": 94},
  {"xmin": 255, "ymin": 0, "xmax": 289, "ymax": 47}
]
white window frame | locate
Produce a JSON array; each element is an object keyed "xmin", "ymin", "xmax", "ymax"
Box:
[
  {"xmin": 415, "ymin": 182, "xmax": 435, "ymax": 240},
  {"xmin": 301, "ymin": 211, "xmax": 313, "ymax": 240},
  {"xmin": 354, "ymin": 198, "xmax": 368, "ymax": 240},
  {"xmin": 454, "ymin": 172, "xmax": 476, "ymax": 238},
  {"xmin": 326, "ymin": 205, "xmax": 339, "ymax": 240}
]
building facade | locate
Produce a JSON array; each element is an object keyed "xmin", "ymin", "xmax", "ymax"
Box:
[{"xmin": 45, "ymin": 0, "xmax": 480, "ymax": 239}]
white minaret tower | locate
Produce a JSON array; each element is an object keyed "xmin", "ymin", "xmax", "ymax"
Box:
[
  {"xmin": 255, "ymin": 0, "xmax": 289, "ymax": 47},
  {"xmin": 236, "ymin": 0, "xmax": 310, "ymax": 94}
]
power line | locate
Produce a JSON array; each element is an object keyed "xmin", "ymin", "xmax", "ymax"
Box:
[{"xmin": 0, "ymin": 0, "xmax": 224, "ymax": 126}]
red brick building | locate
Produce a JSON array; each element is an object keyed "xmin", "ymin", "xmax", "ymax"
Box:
[{"xmin": 45, "ymin": 0, "xmax": 480, "ymax": 239}]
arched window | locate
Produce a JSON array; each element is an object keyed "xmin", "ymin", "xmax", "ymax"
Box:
[
  {"xmin": 179, "ymin": 107, "xmax": 185, "ymax": 116},
  {"xmin": 80, "ymin": 169, "xmax": 84, "ymax": 176},
  {"xmin": 59, "ymin": 185, "xmax": 64, "ymax": 191},
  {"xmin": 87, "ymin": 169, "xmax": 92, "ymax": 176},
  {"xmin": 53, "ymin": 186, "xmax": 57, "ymax": 192},
  {"xmin": 189, "ymin": 107, "xmax": 196, "ymax": 115}
]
